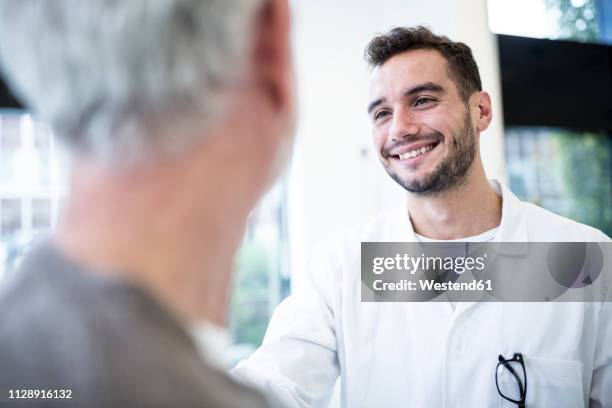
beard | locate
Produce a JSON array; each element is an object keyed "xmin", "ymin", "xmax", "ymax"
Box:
[{"xmin": 384, "ymin": 110, "xmax": 477, "ymax": 195}]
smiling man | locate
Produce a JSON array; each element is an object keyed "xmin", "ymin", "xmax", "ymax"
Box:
[
  {"xmin": 369, "ymin": 64, "xmax": 478, "ymax": 192},
  {"xmin": 366, "ymin": 31, "xmax": 501, "ymax": 241},
  {"xmin": 233, "ymin": 27, "xmax": 611, "ymax": 407},
  {"xmin": 367, "ymin": 59, "xmax": 479, "ymax": 198}
]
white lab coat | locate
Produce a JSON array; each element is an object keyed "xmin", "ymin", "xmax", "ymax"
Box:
[{"xmin": 233, "ymin": 181, "xmax": 612, "ymax": 408}]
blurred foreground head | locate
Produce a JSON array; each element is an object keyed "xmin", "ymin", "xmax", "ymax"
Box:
[
  {"xmin": 0, "ymin": 2, "xmax": 294, "ymax": 405},
  {"xmin": 0, "ymin": 0, "xmax": 295, "ymax": 181},
  {"xmin": 0, "ymin": 0, "xmax": 295, "ymax": 324}
]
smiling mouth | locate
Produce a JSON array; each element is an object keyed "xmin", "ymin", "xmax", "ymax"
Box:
[{"xmin": 392, "ymin": 141, "xmax": 440, "ymax": 161}]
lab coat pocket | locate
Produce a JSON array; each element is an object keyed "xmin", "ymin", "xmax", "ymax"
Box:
[{"xmin": 497, "ymin": 357, "xmax": 584, "ymax": 408}]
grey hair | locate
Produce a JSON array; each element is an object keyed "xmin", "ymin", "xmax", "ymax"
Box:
[{"xmin": 0, "ymin": 0, "xmax": 259, "ymax": 162}]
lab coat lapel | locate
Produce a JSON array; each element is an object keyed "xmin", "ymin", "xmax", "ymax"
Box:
[
  {"xmin": 451, "ymin": 181, "xmax": 529, "ymax": 317},
  {"xmin": 399, "ymin": 205, "xmax": 456, "ymax": 317},
  {"xmin": 398, "ymin": 180, "xmax": 529, "ymax": 243},
  {"xmin": 494, "ymin": 181, "xmax": 529, "ymax": 251},
  {"xmin": 397, "ymin": 180, "xmax": 531, "ymax": 318}
]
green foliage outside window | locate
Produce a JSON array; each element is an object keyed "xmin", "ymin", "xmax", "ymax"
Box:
[
  {"xmin": 555, "ymin": 131, "xmax": 612, "ymax": 237},
  {"xmin": 230, "ymin": 241, "xmax": 280, "ymax": 346},
  {"xmin": 544, "ymin": 0, "xmax": 600, "ymax": 42}
]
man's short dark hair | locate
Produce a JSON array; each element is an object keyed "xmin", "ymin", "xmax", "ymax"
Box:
[{"xmin": 364, "ymin": 26, "xmax": 482, "ymax": 102}]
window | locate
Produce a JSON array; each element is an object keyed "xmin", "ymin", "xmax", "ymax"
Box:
[
  {"xmin": 506, "ymin": 128, "xmax": 612, "ymax": 237},
  {"xmin": 488, "ymin": 0, "xmax": 610, "ymax": 45},
  {"xmin": 1, "ymin": 199, "xmax": 21, "ymax": 234},
  {"xmin": 0, "ymin": 112, "xmax": 66, "ymax": 280},
  {"xmin": 230, "ymin": 180, "xmax": 291, "ymax": 352},
  {"xmin": 491, "ymin": 0, "xmax": 612, "ymax": 236}
]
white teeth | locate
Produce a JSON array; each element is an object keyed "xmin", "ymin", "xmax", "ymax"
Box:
[{"xmin": 398, "ymin": 144, "xmax": 434, "ymax": 160}]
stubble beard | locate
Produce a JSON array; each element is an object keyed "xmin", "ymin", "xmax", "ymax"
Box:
[{"xmin": 385, "ymin": 111, "xmax": 477, "ymax": 195}]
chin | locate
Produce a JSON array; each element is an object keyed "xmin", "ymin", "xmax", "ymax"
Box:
[{"xmin": 397, "ymin": 166, "xmax": 435, "ymax": 182}]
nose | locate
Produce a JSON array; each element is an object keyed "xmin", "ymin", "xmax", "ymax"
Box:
[{"xmin": 389, "ymin": 107, "xmax": 420, "ymax": 142}]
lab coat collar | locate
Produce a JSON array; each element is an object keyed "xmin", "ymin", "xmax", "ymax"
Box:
[
  {"xmin": 400, "ymin": 179, "xmax": 529, "ymax": 256},
  {"xmin": 494, "ymin": 181, "xmax": 529, "ymax": 255}
]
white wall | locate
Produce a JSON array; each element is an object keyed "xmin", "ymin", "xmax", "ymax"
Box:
[
  {"xmin": 453, "ymin": 0, "xmax": 507, "ymax": 182},
  {"xmin": 287, "ymin": 0, "xmax": 507, "ymax": 283}
]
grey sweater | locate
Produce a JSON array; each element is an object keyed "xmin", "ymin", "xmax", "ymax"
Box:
[{"xmin": 0, "ymin": 242, "xmax": 268, "ymax": 408}]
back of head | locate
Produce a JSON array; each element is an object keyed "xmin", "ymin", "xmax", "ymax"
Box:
[
  {"xmin": 0, "ymin": 0, "xmax": 259, "ymax": 161},
  {"xmin": 0, "ymin": 3, "xmax": 288, "ymax": 406}
]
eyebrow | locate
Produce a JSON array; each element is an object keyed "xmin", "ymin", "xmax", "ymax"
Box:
[
  {"xmin": 367, "ymin": 98, "xmax": 385, "ymax": 115},
  {"xmin": 404, "ymin": 82, "xmax": 445, "ymax": 97},
  {"xmin": 367, "ymin": 82, "xmax": 446, "ymax": 115}
]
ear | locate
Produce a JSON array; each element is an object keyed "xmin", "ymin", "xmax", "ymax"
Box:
[
  {"xmin": 252, "ymin": 0, "xmax": 292, "ymax": 111},
  {"xmin": 473, "ymin": 91, "xmax": 493, "ymax": 133}
]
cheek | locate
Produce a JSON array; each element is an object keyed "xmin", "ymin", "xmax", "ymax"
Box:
[
  {"xmin": 419, "ymin": 106, "xmax": 456, "ymax": 130},
  {"xmin": 372, "ymin": 125, "xmax": 389, "ymax": 153},
  {"xmin": 372, "ymin": 132, "xmax": 383, "ymax": 153}
]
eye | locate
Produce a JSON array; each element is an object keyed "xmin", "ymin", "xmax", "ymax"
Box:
[
  {"xmin": 374, "ymin": 110, "xmax": 391, "ymax": 121},
  {"xmin": 414, "ymin": 97, "xmax": 436, "ymax": 107}
]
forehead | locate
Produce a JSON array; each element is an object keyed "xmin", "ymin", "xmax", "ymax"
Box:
[{"xmin": 368, "ymin": 49, "xmax": 454, "ymax": 99}]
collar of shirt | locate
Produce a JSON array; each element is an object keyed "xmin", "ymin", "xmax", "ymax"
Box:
[
  {"xmin": 189, "ymin": 320, "xmax": 232, "ymax": 370},
  {"xmin": 397, "ymin": 179, "xmax": 528, "ymax": 256},
  {"xmin": 415, "ymin": 226, "xmax": 499, "ymax": 243}
]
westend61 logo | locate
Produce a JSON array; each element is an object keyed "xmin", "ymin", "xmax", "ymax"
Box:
[{"xmin": 361, "ymin": 242, "xmax": 611, "ymax": 303}]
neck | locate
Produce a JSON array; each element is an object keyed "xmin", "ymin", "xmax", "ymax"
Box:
[
  {"xmin": 54, "ymin": 137, "xmax": 265, "ymax": 327},
  {"xmin": 406, "ymin": 160, "xmax": 501, "ymax": 240}
]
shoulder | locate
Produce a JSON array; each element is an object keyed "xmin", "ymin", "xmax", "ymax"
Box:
[
  {"xmin": 0, "ymin": 244, "xmax": 268, "ymax": 408},
  {"xmin": 521, "ymin": 201, "xmax": 610, "ymax": 242},
  {"xmin": 496, "ymin": 180, "xmax": 609, "ymax": 242},
  {"xmin": 310, "ymin": 211, "xmax": 400, "ymax": 266},
  {"xmin": 92, "ymin": 286, "xmax": 269, "ymax": 407},
  {"xmin": 318, "ymin": 210, "xmax": 404, "ymax": 249},
  {"xmin": 306, "ymin": 210, "xmax": 401, "ymax": 287},
  {"xmin": 0, "ymin": 248, "xmax": 109, "ymax": 404}
]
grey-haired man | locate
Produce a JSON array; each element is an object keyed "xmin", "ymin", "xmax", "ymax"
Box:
[{"xmin": 0, "ymin": 0, "xmax": 295, "ymax": 406}]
